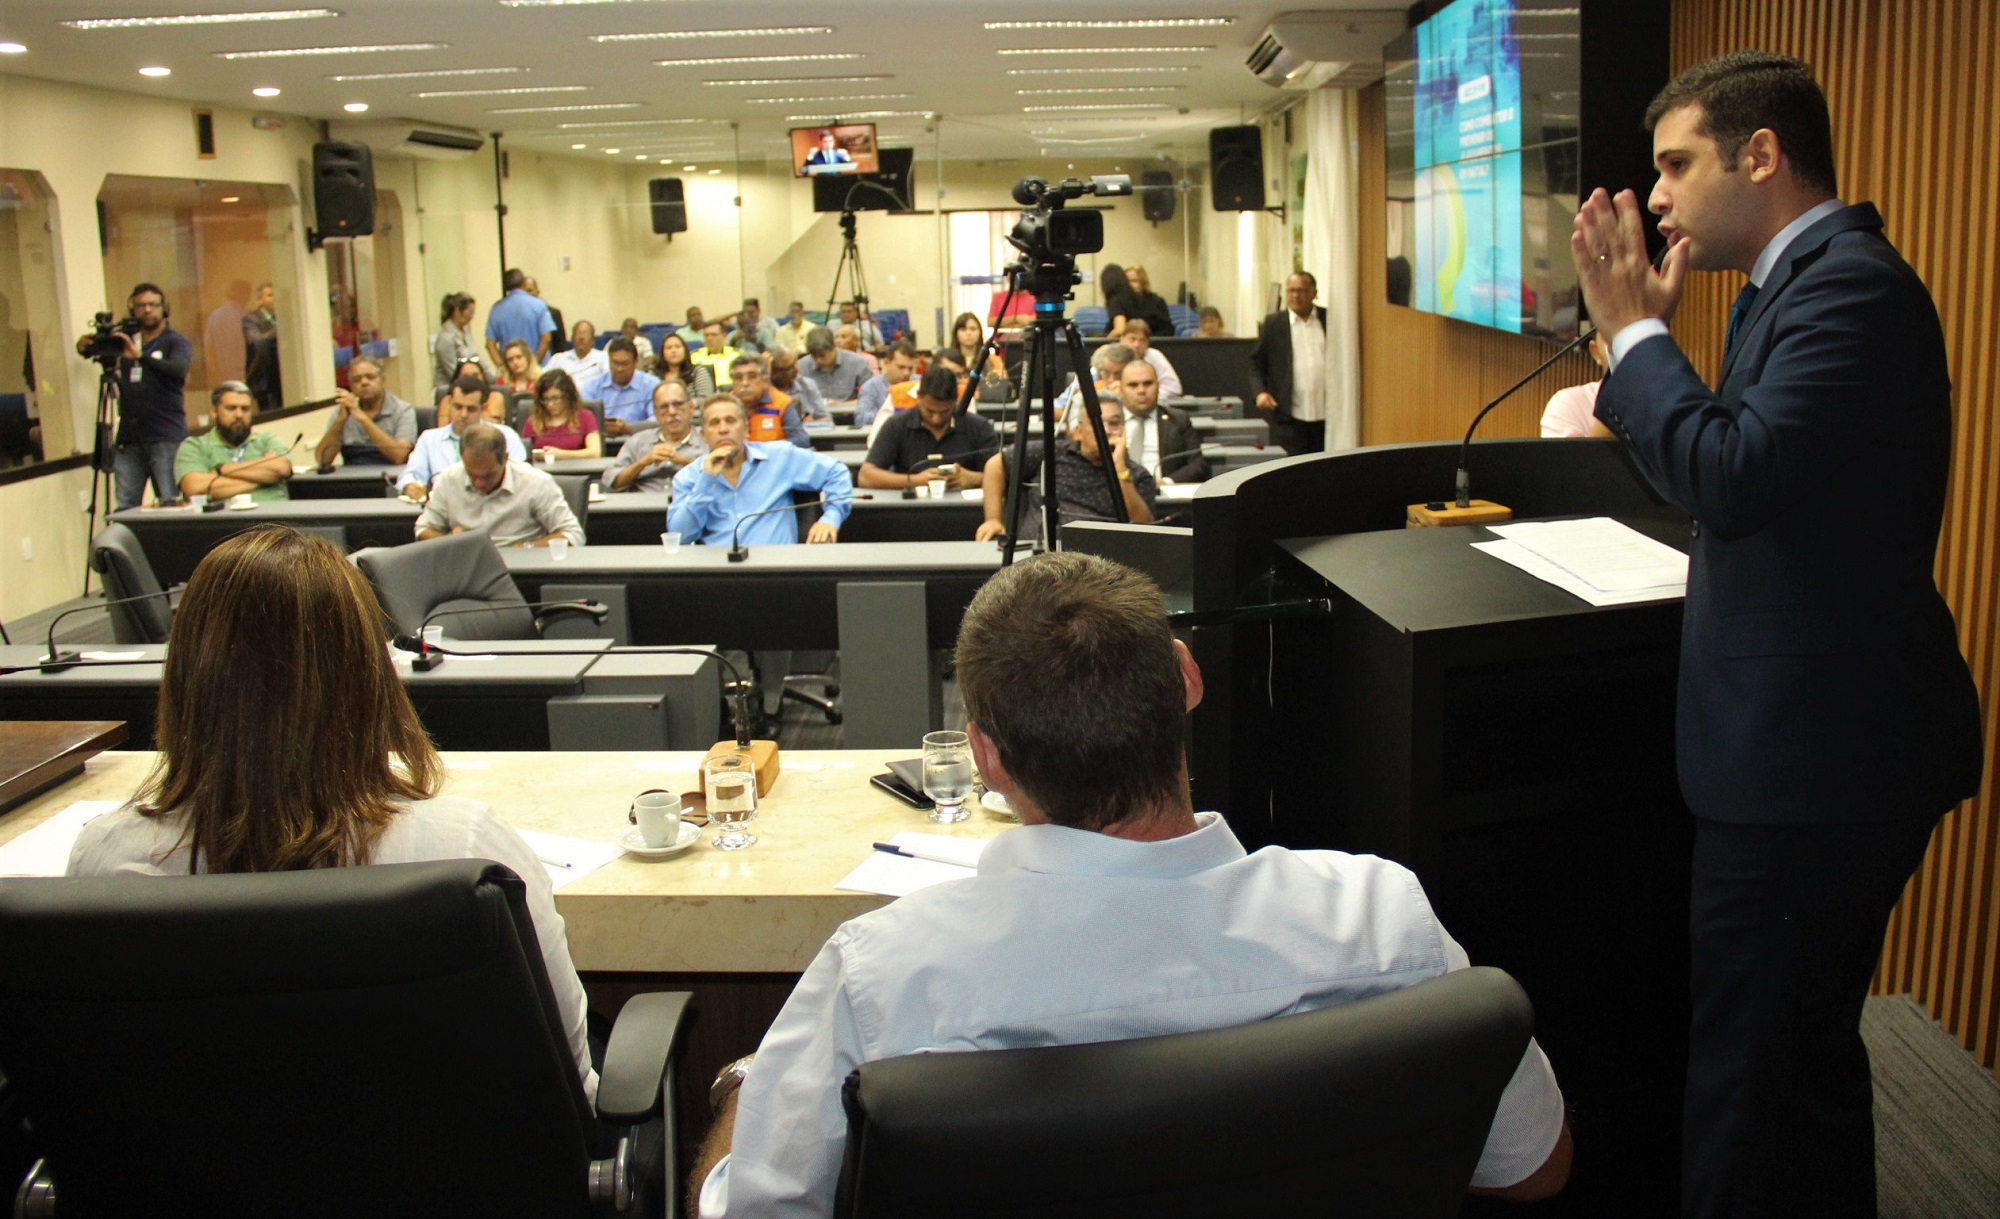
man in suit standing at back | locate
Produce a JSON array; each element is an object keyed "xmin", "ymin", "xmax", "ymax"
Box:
[
  {"xmin": 1572, "ymin": 52, "xmax": 1982, "ymax": 1217},
  {"xmin": 1246, "ymin": 271, "xmax": 1327, "ymax": 455}
]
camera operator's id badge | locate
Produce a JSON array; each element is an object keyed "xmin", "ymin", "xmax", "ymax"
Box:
[{"xmin": 128, "ymin": 365, "xmax": 142, "ymax": 382}]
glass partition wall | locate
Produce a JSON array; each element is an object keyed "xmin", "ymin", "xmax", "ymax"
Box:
[{"xmin": 0, "ymin": 170, "xmax": 74, "ymax": 470}]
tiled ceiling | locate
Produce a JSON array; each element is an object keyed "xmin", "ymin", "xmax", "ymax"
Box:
[{"xmin": 0, "ymin": 0, "xmax": 1398, "ymax": 165}]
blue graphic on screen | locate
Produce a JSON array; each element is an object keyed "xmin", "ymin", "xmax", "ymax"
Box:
[{"xmin": 1410, "ymin": 0, "xmax": 1524, "ymax": 332}]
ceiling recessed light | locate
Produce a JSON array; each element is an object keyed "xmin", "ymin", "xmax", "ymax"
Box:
[
  {"xmin": 1007, "ymin": 65, "xmax": 1198, "ymax": 75},
  {"xmin": 343, "ymin": 101, "xmax": 369, "ymax": 111},
  {"xmin": 1016, "ymin": 86, "xmax": 1184, "ymax": 95},
  {"xmin": 65, "ymin": 9, "xmax": 338, "ymax": 30},
  {"xmin": 219, "ymin": 195, "xmax": 241, "ymax": 203},
  {"xmin": 745, "ymin": 93, "xmax": 911, "ymax": 105},
  {"xmin": 603, "ymin": 148, "xmax": 621, "ymax": 153},
  {"xmin": 997, "ymin": 46, "xmax": 1210, "ymax": 56},
  {"xmin": 252, "ymin": 85, "xmax": 282, "ymax": 96},
  {"xmin": 411, "ymin": 85, "xmax": 589, "ymax": 98},
  {"xmin": 216, "ymin": 43, "xmax": 446, "ymax": 60},
  {"xmin": 329, "ymin": 66, "xmax": 524, "ymax": 81},
  {"xmin": 1020, "ymin": 103, "xmax": 1177, "ymax": 112},
  {"xmin": 571, "ymin": 142, "xmax": 587, "ymax": 148},
  {"xmin": 655, "ymin": 53, "xmax": 861, "ymax": 67},
  {"xmin": 707, "ymin": 168, "xmax": 721, "ymax": 174},
  {"xmin": 635, "ymin": 154, "xmax": 648, "ymax": 159},
  {"xmin": 984, "ymin": 18, "xmax": 1233, "ymax": 30},
  {"xmin": 139, "ymin": 65, "xmax": 172, "ymax": 77},
  {"xmin": 594, "ymin": 26, "xmax": 830, "ymax": 42},
  {"xmin": 490, "ymin": 102, "xmax": 642, "ymax": 113},
  {"xmin": 702, "ymin": 75, "xmax": 886, "ymax": 86},
  {"xmin": 0, "ymin": 42, "xmax": 28, "ymax": 54},
  {"xmin": 682, "ymin": 163, "xmax": 697, "ymax": 171}
]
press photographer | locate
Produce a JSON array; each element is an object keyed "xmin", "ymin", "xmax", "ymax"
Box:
[{"xmin": 75, "ymin": 282, "xmax": 191, "ymax": 508}]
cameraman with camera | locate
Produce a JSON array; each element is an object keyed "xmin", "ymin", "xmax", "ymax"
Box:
[{"xmin": 75, "ymin": 283, "xmax": 192, "ymax": 508}]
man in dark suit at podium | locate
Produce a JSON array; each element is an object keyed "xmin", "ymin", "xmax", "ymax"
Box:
[
  {"xmin": 1573, "ymin": 53, "xmax": 1982, "ymax": 1217},
  {"xmin": 1247, "ymin": 271, "xmax": 1327, "ymax": 455}
]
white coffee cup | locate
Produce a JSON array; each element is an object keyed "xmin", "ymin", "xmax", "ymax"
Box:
[
  {"xmin": 660, "ymin": 531, "xmax": 681, "ymax": 554},
  {"xmin": 633, "ymin": 791, "xmax": 680, "ymax": 848},
  {"xmin": 421, "ymin": 624, "xmax": 445, "ymax": 648},
  {"xmin": 548, "ymin": 537, "xmax": 569, "ymax": 560},
  {"xmin": 229, "ymin": 493, "xmax": 254, "ymax": 509},
  {"xmin": 187, "ymin": 493, "xmax": 207, "ymax": 509}
]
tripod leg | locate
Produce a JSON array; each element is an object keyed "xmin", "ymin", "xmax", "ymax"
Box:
[
  {"xmin": 1061, "ymin": 323, "xmax": 1128, "ymax": 525},
  {"xmin": 999, "ymin": 322, "xmax": 1040, "ymax": 566}
]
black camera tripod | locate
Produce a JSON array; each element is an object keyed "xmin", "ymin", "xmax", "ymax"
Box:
[{"xmin": 80, "ymin": 351, "xmax": 124, "ymax": 596}]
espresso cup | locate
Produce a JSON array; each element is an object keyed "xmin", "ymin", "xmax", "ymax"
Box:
[{"xmin": 633, "ymin": 790, "xmax": 681, "ymax": 848}]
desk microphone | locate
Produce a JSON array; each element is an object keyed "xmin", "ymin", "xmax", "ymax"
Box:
[
  {"xmin": 727, "ymin": 495, "xmax": 837, "ymax": 562},
  {"xmin": 39, "ymin": 590, "xmax": 177, "ymax": 671},
  {"xmin": 396, "ymin": 599, "xmax": 611, "ymax": 671},
  {"xmin": 1449, "ymin": 327, "xmax": 1595, "ymax": 511}
]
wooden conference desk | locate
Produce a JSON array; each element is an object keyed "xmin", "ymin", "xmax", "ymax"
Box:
[{"xmin": 0, "ymin": 747, "xmax": 1010, "ymax": 1163}]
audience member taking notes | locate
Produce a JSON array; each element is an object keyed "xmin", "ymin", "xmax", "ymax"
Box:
[
  {"xmin": 689, "ymin": 552, "xmax": 1573, "ymax": 1216},
  {"xmin": 415, "ymin": 424, "xmax": 583, "ymax": 548},
  {"xmin": 401, "ymin": 374, "xmax": 528, "ymax": 500},
  {"xmin": 64, "ymin": 525, "xmax": 597, "ymax": 1102}
]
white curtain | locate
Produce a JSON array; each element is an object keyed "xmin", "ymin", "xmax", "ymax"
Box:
[{"xmin": 1302, "ymin": 87, "xmax": 1362, "ymax": 451}]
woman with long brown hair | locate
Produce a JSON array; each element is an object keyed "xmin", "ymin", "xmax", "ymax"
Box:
[
  {"xmin": 522, "ymin": 368, "xmax": 602, "ymax": 460},
  {"xmin": 497, "ymin": 338, "xmax": 542, "ymax": 394},
  {"xmin": 67, "ymin": 525, "xmax": 596, "ymax": 1098},
  {"xmin": 651, "ymin": 330, "xmax": 716, "ymax": 398}
]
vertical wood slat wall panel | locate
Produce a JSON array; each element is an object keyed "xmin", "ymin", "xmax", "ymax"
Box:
[{"xmin": 1358, "ymin": 0, "xmax": 2000, "ymax": 1075}]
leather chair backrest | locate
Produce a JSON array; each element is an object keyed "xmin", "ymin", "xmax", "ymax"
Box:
[
  {"xmin": 506, "ymin": 392, "xmax": 534, "ymax": 431},
  {"xmin": 91, "ymin": 522, "xmax": 173, "ymax": 643},
  {"xmin": 415, "ymin": 403, "xmax": 439, "ymax": 432},
  {"xmin": 0, "ymin": 860, "xmax": 597, "ymax": 1217},
  {"xmin": 835, "ymin": 966, "xmax": 1534, "ymax": 1219},
  {"xmin": 551, "ymin": 473, "xmax": 591, "ymax": 539},
  {"xmin": 354, "ymin": 532, "xmax": 534, "ymax": 640}
]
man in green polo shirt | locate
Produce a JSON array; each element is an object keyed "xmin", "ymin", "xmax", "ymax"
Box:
[{"xmin": 175, "ymin": 381, "xmax": 294, "ymax": 502}]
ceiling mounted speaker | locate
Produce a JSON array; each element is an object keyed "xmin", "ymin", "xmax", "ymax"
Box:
[{"xmin": 1208, "ymin": 126, "xmax": 1265, "ymax": 212}]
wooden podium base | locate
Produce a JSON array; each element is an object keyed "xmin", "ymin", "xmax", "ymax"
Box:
[
  {"xmin": 706, "ymin": 738, "xmax": 781, "ymax": 796},
  {"xmin": 1406, "ymin": 499, "xmax": 1514, "ymax": 528}
]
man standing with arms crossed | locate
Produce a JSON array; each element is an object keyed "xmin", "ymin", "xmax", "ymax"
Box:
[{"xmin": 1571, "ymin": 52, "xmax": 1982, "ymax": 1217}]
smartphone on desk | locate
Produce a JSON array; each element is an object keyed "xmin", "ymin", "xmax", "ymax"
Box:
[{"xmin": 870, "ymin": 771, "xmax": 932, "ymax": 810}]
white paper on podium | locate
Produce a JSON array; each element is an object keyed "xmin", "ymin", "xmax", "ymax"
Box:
[
  {"xmin": 1474, "ymin": 517, "xmax": 1687, "ymax": 606},
  {"xmin": 835, "ymin": 832, "xmax": 990, "ymax": 898},
  {"xmin": 0, "ymin": 800, "xmax": 125, "ymax": 876},
  {"xmin": 514, "ymin": 828, "xmax": 622, "ymax": 890}
]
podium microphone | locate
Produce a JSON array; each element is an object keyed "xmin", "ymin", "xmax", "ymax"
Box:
[
  {"xmin": 39, "ymin": 590, "xmax": 178, "ymax": 671},
  {"xmin": 1449, "ymin": 326, "xmax": 1593, "ymax": 506},
  {"xmin": 395, "ymin": 599, "xmax": 611, "ymax": 671},
  {"xmin": 728, "ymin": 496, "xmax": 833, "ymax": 562}
]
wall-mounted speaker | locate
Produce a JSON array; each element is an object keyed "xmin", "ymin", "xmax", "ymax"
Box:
[
  {"xmin": 1208, "ymin": 126, "xmax": 1265, "ymax": 212},
  {"xmin": 311, "ymin": 141, "xmax": 376, "ymax": 241},
  {"xmin": 649, "ymin": 177, "xmax": 687, "ymax": 236},
  {"xmin": 1140, "ymin": 170, "xmax": 1176, "ymax": 222}
]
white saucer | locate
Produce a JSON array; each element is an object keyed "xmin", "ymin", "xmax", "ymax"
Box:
[
  {"xmin": 620, "ymin": 822, "xmax": 700, "ymax": 858},
  {"xmin": 226, "ymin": 500, "xmax": 258, "ymax": 511},
  {"xmin": 980, "ymin": 789, "xmax": 1017, "ymax": 820}
]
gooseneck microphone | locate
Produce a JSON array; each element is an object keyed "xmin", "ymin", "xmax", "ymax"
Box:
[
  {"xmin": 1452, "ymin": 327, "xmax": 1595, "ymax": 509},
  {"xmin": 396, "ymin": 599, "xmax": 611, "ymax": 671},
  {"xmin": 727, "ymin": 495, "xmax": 835, "ymax": 563},
  {"xmin": 40, "ymin": 590, "xmax": 178, "ymax": 671}
]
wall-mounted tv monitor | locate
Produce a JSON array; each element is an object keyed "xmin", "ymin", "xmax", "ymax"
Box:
[
  {"xmin": 812, "ymin": 147, "xmax": 914, "ymax": 213},
  {"xmin": 790, "ymin": 123, "xmax": 880, "ymax": 178},
  {"xmin": 1384, "ymin": 0, "xmax": 1582, "ymax": 340}
]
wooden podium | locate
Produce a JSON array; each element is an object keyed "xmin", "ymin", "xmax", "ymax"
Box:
[{"xmin": 1186, "ymin": 439, "xmax": 1692, "ymax": 1213}]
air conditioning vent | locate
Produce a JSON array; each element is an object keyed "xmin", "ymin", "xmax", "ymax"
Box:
[{"xmin": 1245, "ymin": 10, "xmax": 1407, "ymax": 90}]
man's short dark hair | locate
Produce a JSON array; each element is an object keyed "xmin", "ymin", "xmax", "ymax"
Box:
[
  {"xmin": 886, "ymin": 339, "xmax": 918, "ymax": 362},
  {"xmin": 209, "ymin": 380, "xmax": 252, "ymax": 406},
  {"xmin": 1644, "ymin": 52, "xmax": 1837, "ymax": 196},
  {"xmin": 805, "ymin": 325, "xmax": 835, "ymax": 355},
  {"xmin": 502, "ymin": 268, "xmax": 527, "ymax": 293},
  {"xmin": 957, "ymin": 552, "xmax": 1187, "ymax": 831},
  {"xmin": 788, "ymin": 300, "xmax": 804, "ymax": 311},
  {"xmin": 605, "ymin": 336, "xmax": 637, "ymax": 359},
  {"xmin": 917, "ymin": 366, "xmax": 958, "ymax": 402},
  {"xmin": 460, "ymin": 424, "xmax": 508, "ymax": 462},
  {"xmin": 932, "ymin": 348, "xmax": 967, "ymax": 370},
  {"xmin": 450, "ymin": 373, "xmax": 489, "ymax": 399},
  {"xmin": 729, "ymin": 353, "xmax": 763, "ymax": 376},
  {"xmin": 704, "ymin": 320, "xmax": 726, "ymax": 334},
  {"xmin": 742, "ymin": 297, "xmax": 760, "ymax": 309},
  {"xmin": 129, "ymin": 282, "xmax": 166, "ymax": 307},
  {"xmin": 1287, "ymin": 270, "xmax": 1317, "ymax": 291}
]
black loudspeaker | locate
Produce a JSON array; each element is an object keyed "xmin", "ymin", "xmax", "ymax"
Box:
[
  {"xmin": 311, "ymin": 141, "xmax": 376, "ymax": 239},
  {"xmin": 1140, "ymin": 170, "xmax": 1176, "ymax": 222},
  {"xmin": 1209, "ymin": 126, "xmax": 1265, "ymax": 212},
  {"xmin": 649, "ymin": 177, "xmax": 687, "ymax": 236}
]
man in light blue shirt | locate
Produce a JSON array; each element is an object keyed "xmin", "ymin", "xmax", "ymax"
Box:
[
  {"xmin": 580, "ymin": 337, "xmax": 661, "ymax": 437},
  {"xmin": 668, "ymin": 395, "xmax": 852, "ymax": 546},
  {"xmin": 400, "ymin": 373, "xmax": 527, "ymax": 499},
  {"xmin": 801, "ymin": 326, "xmax": 873, "ymax": 405},
  {"xmin": 483, "ymin": 268, "xmax": 557, "ymax": 366},
  {"xmin": 853, "ymin": 341, "xmax": 919, "ymax": 428}
]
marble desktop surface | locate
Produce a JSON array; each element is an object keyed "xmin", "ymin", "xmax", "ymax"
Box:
[{"xmin": 0, "ymin": 749, "xmax": 1013, "ymax": 974}]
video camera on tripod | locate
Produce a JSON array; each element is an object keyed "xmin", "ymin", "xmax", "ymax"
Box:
[
  {"xmin": 83, "ymin": 310, "xmax": 143, "ymax": 367},
  {"xmin": 1004, "ymin": 175, "xmax": 1133, "ymax": 300}
]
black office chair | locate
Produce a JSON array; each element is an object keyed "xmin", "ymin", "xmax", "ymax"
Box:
[
  {"xmin": 414, "ymin": 402, "xmax": 439, "ymax": 432},
  {"xmin": 552, "ymin": 473, "xmax": 592, "ymax": 541},
  {"xmin": 355, "ymin": 532, "xmax": 599, "ymax": 641},
  {"xmin": 0, "ymin": 860, "xmax": 691, "ymax": 1218},
  {"xmin": 834, "ymin": 967, "xmax": 1535, "ymax": 1219},
  {"xmin": 506, "ymin": 391, "xmax": 535, "ymax": 430},
  {"xmin": 90, "ymin": 523, "xmax": 175, "ymax": 643}
]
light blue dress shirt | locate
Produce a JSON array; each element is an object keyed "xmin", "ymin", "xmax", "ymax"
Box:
[
  {"xmin": 580, "ymin": 367, "xmax": 662, "ymax": 426},
  {"xmin": 667, "ymin": 442, "xmax": 853, "ymax": 545},
  {"xmin": 854, "ymin": 374, "xmax": 893, "ymax": 427},
  {"xmin": 401, "ymin": 423, "xmax": 528, "ymax": 490},
  {"xmin": 483, "ymin": 289, "xmax": 556, "ymax": 352}
]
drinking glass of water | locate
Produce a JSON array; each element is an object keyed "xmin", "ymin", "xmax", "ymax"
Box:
[
  {"xmin": 704, "ymin": 753, "xmax": 759, "ymax": 849},
  {"xmin": 922, "ymin": 730, "xmax": 974, "ymax": 824}
]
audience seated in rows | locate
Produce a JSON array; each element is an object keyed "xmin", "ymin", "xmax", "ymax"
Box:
[
  {"xmin": 725, "ymin": 297, "xmax": 779, "ymax": 354},
  {"xmin": 522, "ymin": 369, "xmax": 601, "ymax": 461},
  {"xmin": 618, "ymin": 316, "xmax": 655, "ymax": 365},
  {"xmin": 66, "ymin": 524, "xmax": 598, "ymax": 1103},
  {"xmin": 403, "ymin": 374, "xmax": 528, "ymax": 501},
  {"xmin": 545, "ymin": 320, "xmax": 609, "ymax": 385},
  {"xmin": 667, "ymin": 395, "xmax": 852, "ymax": 547},
  {"xmin": 316, "ymin": 355, "xmax": 416, "ymax": 468},
  {"xmin": 689, "ymin": 551, "xmax": 1573, "ymax": 1215},
  {"xmin": 727, "ymin": 354, "xmax": 810, "ymax": 447},
  {"xmin": 497, "ymin": 339, "xmax": 542, "ymax": 396},
  {"xmin": 857, "ymin": 366, "xmax": 996, "ymax": 494},
  {"xmin": 834, "ymin": 300, "xmax": 883, "ymax": 349},
  {"xmin": 676, "ymin": 305, "xmax": 706, "ymax": 343},
  {"xmin": 765, "ymin": 348, "xmax": 828, "ymax": 421},
  {"xmin": 834, "ymin": 325, "xmax": 881, "ymax": 376},
  {"xmin": 176, "ymin": 381, "xmax": 294, "ymax": 502},
  {"xmin": 772, "ymin": 300, "xmax": 813, "ymax": 355},
  {"xmin": 447, "ymin": 358, "xmax": 510, "ymax": 425},
  {"xmin": 978, "ymin": 394, "xmax": 1156, "ymax": 542},
  {"xmin": 582, "ymin": 337, "xmax": 661, "ymax": 438},
  {"xmin": 863, "ymin": 349, "xmax": 968, "ymax": 447},
  {"xmin": 949, "ymin": 310, "xmax": 1008, "ymax": 378},
  {"xmin": 1119, "ymin": 319, "xmax": 1183, "ymax": 398},
  {"xmin": 605, "ymin": 379, "xmax": 703, "ymax": 493},
  {"xmin": 802, "ymin": 325, "xmax": 873, "ymax": 406},
  {"xmin": 416, "ymin": 424, "xmax": 583, "ymax": 547},
  {"xmin": 1197, "ymin": 304, "xmax": 1230, "ymax": 337},
  {"xmin": 691, "ymin": 322, "xmax": 740, "ymax": 380}
]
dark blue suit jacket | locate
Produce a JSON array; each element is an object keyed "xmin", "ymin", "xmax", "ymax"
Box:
[{"xmin": 1595, "ymin": 203, "xmax": 1981, "ymax": 824}]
